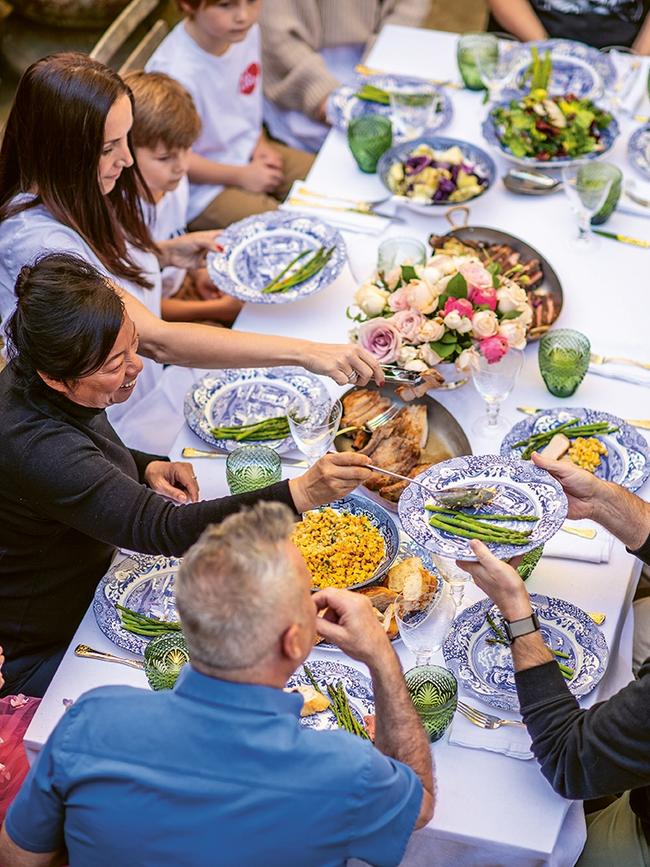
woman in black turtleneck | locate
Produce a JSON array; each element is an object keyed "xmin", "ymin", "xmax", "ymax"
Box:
[{"xmin": 0, "ymin": 253, "xmax": 371, "ymax": 698}]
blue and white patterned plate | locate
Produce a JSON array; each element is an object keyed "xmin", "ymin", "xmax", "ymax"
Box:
[
  {"xmin": 184, "ymin": 366, "xmax": 329, "ymax": 452},
  {"xmin": 377, "ymin": 135, "xmax": 496, "ymax": 214},
  {"xmin": 628, "ymin": 125, "xmax": 650, "ymax": 179},
  {"xmin": 482, "ymin": 99, "xmax": 619, "ymax": 169},
  {"xmin": 326, "ymin": 74, "xmax": 453, "ymax": 133},
  {"xmin": 305, "ymin": 494, "xmax": 400, "ymax": 591},
  {"xmin": 501, "ymin": 407, "xmax": 650, "ymax": 492},
  {"xmin": 443, "ymin": 593, "xmax": 609, "ymax": 711},
  {"xmin": 93, "ymin": 554, "xmax": 181, "ymax": 654},
  {"xmin": 286, "ymin": 660, "xmax": 374, "ymax": 732},
  {"xmin": 397, "ymin": 455, "xmax": 568, "ymax": 560},
  {"xmin": 506, "ymin": 39, "xmax": 615, "ymax": 97},
  {"xmin": 206, "ymin": 211, "xmax": 346, "ymax": 304}
]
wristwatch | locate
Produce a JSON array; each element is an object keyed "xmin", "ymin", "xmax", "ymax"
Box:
[{"xmin": 504, "ymin": 612, "xmax": 540, "ymax": 643}]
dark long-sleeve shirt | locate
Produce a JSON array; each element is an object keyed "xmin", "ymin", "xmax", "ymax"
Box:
[
  {"xmin": 0, "ymin": 363, "xmax": 296, "ymax": 664},
  {"xmin": 516, "ymin": 533, "xmax": 650, "ymax": 832}
]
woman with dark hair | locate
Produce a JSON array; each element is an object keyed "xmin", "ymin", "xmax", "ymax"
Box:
[
  {"xmin": 0, "ymin": 253, "xmax": 372, "ymax": 698},
  {"xmin": 0, "ymin": 52, "xmax": 381, "ymax": 452}
]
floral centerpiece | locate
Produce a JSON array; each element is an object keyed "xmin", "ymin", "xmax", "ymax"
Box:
[{"xmin": 348, "ymin": 252, "xmax": 532, "ymax": 374}]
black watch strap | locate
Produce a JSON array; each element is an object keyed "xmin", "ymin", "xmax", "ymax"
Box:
[{"xmin": 504, "ymin": 612, "xmax": 540, "ymax": 643}]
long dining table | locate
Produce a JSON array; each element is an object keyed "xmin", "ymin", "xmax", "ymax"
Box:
[{"xmin": 23, "ymin": 25, "xmax": 650, "ymax": 867}]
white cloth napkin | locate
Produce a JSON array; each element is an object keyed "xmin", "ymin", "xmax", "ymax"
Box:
[
  {"xmin": 609, "ymin": 51, "xmax": 646, "ymax": 115},
  {"xmin": 280, "ymin": 180, "xmax": 391, "ymax": 235},
  {"xmin": 449, "ymin": 709, "xmax": 533, "ymax": 760},
  {"xmin": 543, "ymin": 521, "xmax": 613, "ymax": 563},
  {"xmin": 587, "ymin": 360, "xmax": 650, "ymax": 387}
]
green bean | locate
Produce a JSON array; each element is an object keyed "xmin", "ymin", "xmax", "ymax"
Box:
[
  {"xmin": 261, "ymin": 249, "xmax": 311, "ymax": 292},
  {"xmin": 302, "ymin": 664, "xmax": 323, "ymax": 695}
]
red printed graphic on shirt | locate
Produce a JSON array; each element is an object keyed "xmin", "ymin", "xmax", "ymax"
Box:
[{"xmin": 239, "ymin": 62, "xmax": 261, "ymax": 95}]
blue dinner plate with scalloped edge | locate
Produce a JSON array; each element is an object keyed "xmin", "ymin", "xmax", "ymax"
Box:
[
  {"xmin": 443, "ymin": 593, "xmax": 608, "ymax": 711},
  {"xmin": 501, "ymin": 407, "xmax": 650, "ymax": 492},
  {"xmin": 286, "ymin": 660, "xmax": 375, "ymax": 731},
  {"xmin": 505, "ymin": 39, "xmax": 615, "ymax": 97},
  {"xmin": 628, "ymin": 125, "xmax": 650, "ymax": 179},
  {"xmin": 205, "ymin": 211, "xmax": 346, "ymax": 304},
  {"xmin": 184, "ymin": 366, "xmax": 329, "ymax": 452},
  {"xmin": 327, "ymin": 74, "xmax": 453, "ymax": 133},
  {"xmin": 397, "ymin": 455, "xmax": 568, "ymax": 561}
]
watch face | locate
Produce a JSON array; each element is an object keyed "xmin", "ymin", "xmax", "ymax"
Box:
[{"xmin": 506, "ymin": 613, "xmax": 540, "ymax": 641}]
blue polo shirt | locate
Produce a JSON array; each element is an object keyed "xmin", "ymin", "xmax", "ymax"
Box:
[{"xmin": 6, "ymin": 666, "xmax": 423, "ymax": 866}]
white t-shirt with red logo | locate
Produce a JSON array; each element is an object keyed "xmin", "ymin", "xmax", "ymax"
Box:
[
  {"xmin": 143, "ymin": 176, "xmax": 190, "ymax": 298},
  {"xmin": 146, "ymin": 23, "xmax": 262, "ymax": 221}
]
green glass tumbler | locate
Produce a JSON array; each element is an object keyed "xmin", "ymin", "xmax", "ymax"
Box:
[
  {"xmin": 347, "ymin": 114, "xmax": 393, "ymax": 173},
  {"xmin": 591, "ymin": 164, "xmax": 623, "ymax": 225},
  {"xmin": 538, "ymin": 329, "xmax": 591, "ymax": 398},
  {"xmin": 457, "ymin": 33, "xmax": 498, "ymax": 90},
  {"xmin": 405, "ymin": 664, "xmax": 458, "ymax": 742},
  {"xmin": 144, "ymin": 632, "xmax": 190, "ymax": 691},
  {"xmin": 226, "ymin": 444, "xmax": 282, "ymax": 495}
]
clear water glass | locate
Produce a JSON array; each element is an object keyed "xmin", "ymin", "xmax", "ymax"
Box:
[
  {"xmin": 457, "ymin": 33, "xmax": 498, "ymax": 91},
  {"xmin": 538, "ymin": 329, "xmax": 591, "ymax": 397},
  {"xmin": 377, "ymin": 236, "xmax": 426, "ymax": 276},
  {"xmin": 429, "ymin": 553, "xmax": 472, "ymax": 607},
  {"xmin": 387, "ymin": 79, "xmax": 438, "ymax": 140},
  {"xmin": 395, "ymin": 586, "xmax": 456, "ymax": 667},
  {"xmin": 288, "ymin": 399, "xmax": 342, "ymax": 465},
  {"xmin": 471, "ymin": 348, "xmax": 524, "ymax": 436},
  {"xmin": 226, "ymin": 445, "xmax": 282, "ymax": 495},
  {"xmin": 476, "ymin": 34, "xmax": 518, "ymax": 102},
  {"xmin": 561, "ymin": 164, "xmax": 615, "ymax": 248}
]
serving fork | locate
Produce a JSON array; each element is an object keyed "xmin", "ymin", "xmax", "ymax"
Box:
[
  {"xmin": 457, "ymin": 700, "xmax": 526, "ymax": 730},
  {"xmin": 589, "ymin": 352, "xmax": 650, "ymax": 372},
  {"xmin": 336, "ymin": 403, "xmax": 401, "ymax": 438}
]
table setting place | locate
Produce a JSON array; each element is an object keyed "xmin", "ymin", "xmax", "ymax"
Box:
[{"xmin": 22, "ymin": 23, "xmax": 650, "ymax": 867}]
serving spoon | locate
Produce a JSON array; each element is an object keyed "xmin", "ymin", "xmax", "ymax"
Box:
[{"xmin": 503, "ymin": 168, "xmax": 650, "ymax": 213}]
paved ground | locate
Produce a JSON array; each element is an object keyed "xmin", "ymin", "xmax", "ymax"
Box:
[{"xmin": 426, "ymin": 0, "xmax": 487, "ymax": 32}]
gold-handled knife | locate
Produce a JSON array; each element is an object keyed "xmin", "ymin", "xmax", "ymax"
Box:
[
  {"xmin": 593, "ymin": 229, "xmax": 650, "ymax": 248},
  {"xmin": 516, "ymin": 407, "xmax": 650, "ymax": 430},
  {"xmin": 75, "ymin": 644, "xmax": 144, "ymax": 670},
  {"xmin": 354, "ymin": 63, "xmax": 463, "ymax": 89},
  {"xmin": 182, "ymin": 447, "xmax": 309, "ymax": 467},
  {"xmin": 561, "ymin": 524, "xmax": 597, "ymax": 540}
]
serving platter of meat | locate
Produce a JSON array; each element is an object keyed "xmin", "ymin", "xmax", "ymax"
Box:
[
  {"xmin": 336, "ymin": 385, "xmax": 472, "ymax": 509},
  {"xmin": 428, "ymin": 226, "xmax": 563, "ymax": 340}
]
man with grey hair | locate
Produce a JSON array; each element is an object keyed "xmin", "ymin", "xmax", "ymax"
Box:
[{"xmin": 1, "ymin": 502, "xmax": 434, "ymax": 867}]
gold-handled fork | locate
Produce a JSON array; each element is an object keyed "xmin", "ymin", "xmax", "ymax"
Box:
[
  {"xmin": 590, "ymin": 352, "xmax": 650, "ymax": 372},
  {"xmin": 354, "ymin": 63, "xmax": 463, "ymax": 89},
  {"xmin": 516, "ymin": 406, "xmax": 650, "ymax": 431},
  {"xmin": 181, "ymin": 447, "xmax": 308, "ymax": 466},
  {"xmin": 457, "ymin": 700, "xmax": 526, "ymax": 730},
  {"xmin": 75, "ymin": 644, "xmax": 144, "ymax": 670}
]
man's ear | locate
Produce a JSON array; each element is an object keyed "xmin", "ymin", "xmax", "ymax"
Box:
[{"xmin": 279, "ymin": 623, "xmax": 305, "ymax": 663}]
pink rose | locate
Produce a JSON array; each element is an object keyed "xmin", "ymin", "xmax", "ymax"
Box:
[
  {"xmin": 389, "ymin": 309, "xmax": 425, "ymax": 342},
  {"xmin": 387, "ymin": 285, "xmax": 411, "ymax": 312},
  {"xmin": 443, "ymin": 296, "xmax": 474, "ymax": 319},
  {"xmin": 479, "ymin": 334, "xmax": 510, "ymax": 364},
  {"xmin": 358, "ymin": 319, "xmax": 402, "ymax": 364},
  {"xmin": 469, "ymin": 285, "xmax": 497, "ymax": 311},
  {"xmin": 459, "ymin": 260, "xmax": 493, "ymax": 289}
]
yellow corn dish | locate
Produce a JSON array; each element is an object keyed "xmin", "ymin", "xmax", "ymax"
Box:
[
  {"xmin": 568, "ymin": 436, "xmax": 607, "ymax": 473},
  {"xmin": 293, "ymin": 508, "xmax": 386, "ymax": 589}
]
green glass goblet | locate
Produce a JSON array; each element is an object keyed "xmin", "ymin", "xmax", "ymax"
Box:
[
  {"xmin": 226, "ymin": 444, "xmax": 282, "ymax": 495},
  {"xmin": 347, "ymin": 114, "xmax": 393, "ymax": 173},
  {"xmin": 144, "ymin": 632, "xmax": 190, "ymax": 691},
  {"xmin": 405, "ymin": 665, "xmax": 458, "ymax": 743},
  {"xmin": 538, "ymin": 329, "xmax": 591, "ymax": 398},
  {"xmin": 457, "ymin": 32, "xmax": 498, "ymax": 91}
]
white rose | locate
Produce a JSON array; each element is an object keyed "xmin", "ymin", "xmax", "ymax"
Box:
[
  {"xmin": 514, "ymin": 302, "xmax": 533, "ymax": 327},
  {"xmin": 419, "ymin": 254, "xmax": 457, "ymax": 283},
  {"xmin": 499, "ymin": 319, "xmax": 528, "ymax": 350},
  {"xmin": 420, "ymin": 343, "xmax": 443, "ymax": 366},
  {"xmin": 403, "ymin": 358, "xmax": 429, "ymax": 372},
  {"xmin": 456, "ymin": 346, "xmax": 481, "ymax": 373},
  {"xmin": 383, "ymin": 266, "xmax": 402, "ymax": 290},
  {"xmin": 471, "ymin": 309, "xmax": 499, "ymax": 339},
  {"xmin": 354, "ymin": 282, "xmax": 389, "ymax": 316},
  {"xmin": 497, "ymin": 278, "xmax": 529, "ymax": 313},
  {"xmin": 405, "ymin": 279, "xmax": 438, "ymax": 314},
  {"xmin": 417, "ymin": 318, "xmax": 445, "ymax": 342},
  {"xmin": 444, "ymin": 310, "xmax": 473, "ymax": 334},
  {"xmin": 396, "ymin": 345, "xmax": 419, "ymax": 366}
]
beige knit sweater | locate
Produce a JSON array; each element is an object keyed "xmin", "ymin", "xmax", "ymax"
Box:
[{"xmin": 261, "ymin": 0, "xmax": 430, "ymax": 118}]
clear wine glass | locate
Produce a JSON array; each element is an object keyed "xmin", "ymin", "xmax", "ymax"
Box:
[
  {"xmin": 287, "ymin": 398, "xmax": 342, "ymax": 465},
  {"xmin": 429, "ymin": 553, "xmax": 472, "ymax": 608},
  {"xmin": 471, "ymin": 348, "xmax": 524, "ymax": 437},
  {"xmin": 476, "ymin": 34, "xmax": 518, "ymax": 103},
  {"xmin": 561, "ymin": 163, "xmax": 614, "ymax": 248},
  {"xmin": 387, "ymin": 79, "xmax": 437, "ymax": 141},
  {"xmin": 395, "ymin": 586, "xmax": 456, "ymax": 667}
]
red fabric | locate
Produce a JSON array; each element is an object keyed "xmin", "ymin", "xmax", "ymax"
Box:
[{"xmin": 0, "ymin": 695, "xmax": 40, "ymax": 824}]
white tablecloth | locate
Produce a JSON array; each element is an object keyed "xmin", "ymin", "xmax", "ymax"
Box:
[{"xmin": 24, "ymin": 25, "xmax": 650, "ymax": 867}]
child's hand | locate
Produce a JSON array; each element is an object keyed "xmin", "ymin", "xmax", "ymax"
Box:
[
  {"xmin": 240, "ymin": 159, "xmax": 283, "ymax": 193},
  {"xmin": 253, "ymin": 140, "xmax": 283, "ymax": 169}
]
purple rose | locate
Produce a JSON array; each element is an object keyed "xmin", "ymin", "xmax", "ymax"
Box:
[
  {"xmin": 358, "ymin": 319, "xmax": 402, "ymax": 364},
  {"xmin": 389, "ymin": 308, "xmax": 426, "ymax": 342}
]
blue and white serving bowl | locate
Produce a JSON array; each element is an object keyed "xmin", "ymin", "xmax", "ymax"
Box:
[
  {"xmin": 286, "ymin": 660, "xmax": 375, "ymax": 732},
  {"xmin": 398, "ymin": 455, "xmax": 568, "ymax": 560},
  {"xmin": 443, "ymin": 593, "xmax": 609, "ymax": 711},
  {"xmin": 327, "ymin": 74, "xmax": 453, "ymax": 133},
  {"xmin": 206, "ymin": 211, "xmax": 346, "ymax": 304},
  {"xmin": 184, "ymin": 366, "xmax": 329, "ymax": 452},
  {"xmin": 628, "ymin": 125, "xmax": 650, "ymax": 179},
  {"xmin": 501, "ymin": 407, "xmax": 650, "ymax": 492},
  {"xmin": 505, "ymin": 39, "xmax": 615, "ymax": 98}
]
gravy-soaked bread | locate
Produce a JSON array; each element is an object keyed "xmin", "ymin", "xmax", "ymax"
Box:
[
  {"xmin": 387, "ymin": 556, "xmax": 437, "ymax": 599},
  {"xmin": 359, "ymin": 586, "xmax": 399, "ymax": 612},
  {"xmin": 284, "ymin": 685, "xmax": 331, "ymax": 716}
]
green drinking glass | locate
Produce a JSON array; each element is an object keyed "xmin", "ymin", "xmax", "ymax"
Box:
[
  {"xmin": 457, "ymin": 33, "xmax": 498, "ymax": 91},
  {"xmin": 538, "ymin": 329, "xmax": 591, "ymax": 398},
  {"xmin": 347, "ymin": 114, "xmax": 393, "ymax": 173},
  {"xmin": 226, "ymin": 444, "xmax": 282, "ymax": 495},
  {"xmin": 405, "ymin": 665, "xmax": 458, "ymax": 743},
  {"xmin": 591, "ymin": 164, "xmax": 623, "ymax": 225},
  {"xmin": 144, "ymin": 632, "xmax": 190, "ymax": 691}
]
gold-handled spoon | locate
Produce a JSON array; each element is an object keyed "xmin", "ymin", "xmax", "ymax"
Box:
[
  {"xmin": 75, "ymin": 644, "xmax": 144, "ymax": 670},
  {"xmin": 560, "ymin": 524, "xmax": 597, "ymax": 540}
]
